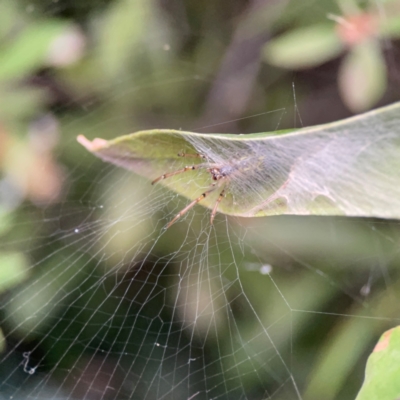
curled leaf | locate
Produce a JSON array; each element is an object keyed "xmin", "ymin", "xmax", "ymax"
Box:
[{"xmin": 78, "ymin": 102, "xmax": 400, "ymax": 222}]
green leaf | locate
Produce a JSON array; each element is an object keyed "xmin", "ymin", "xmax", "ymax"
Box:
[
  {"xmin": 0, "ymin": 20, "xmax": 67, "ymax": 82},
  {"xmin": 77, "ymin": 101, "xmax": 400, "ymax": 223},
  {"xmin": 339, "ymin": 40, "xmax": 387, "ymax": 112},
  {"xmin": 356, "ymin": 326, "xmax": 400, "ymax": 400},
  {"xmin": 304, "ymin": 288, "xmax": 396, "ymax": 400},
  {"xmin": 262, "ymin": 24, "xmax": 344, "ymax": 69}
]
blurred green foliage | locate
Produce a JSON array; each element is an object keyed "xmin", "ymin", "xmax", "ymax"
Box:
[
  {"xmin": 1, "ymin": 0, "xmax": 400, "ymax": 399},
  {"xmin": 263, "ymin": 0, "xmax": 400, "ymax": 111}
]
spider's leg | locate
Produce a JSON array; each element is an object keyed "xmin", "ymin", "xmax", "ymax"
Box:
[
  {"xmin": 177, "ymin": 152, "xmax": 207, "ymax": 160},
  {"xmin": 166, "ymin": 185, "xmax": 217, "ymax": 229},
  {"xmin": 210, "ymin": 188, "xmax": 225, "ymax": 225},
  {"xmin": 151, "ymin": 164, "xmax": 208, "ymax": 185}
]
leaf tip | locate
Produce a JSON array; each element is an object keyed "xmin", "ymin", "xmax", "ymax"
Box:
[{"xmin": 77, "ymin": 135, "xmax": 108, "ymax": 152}]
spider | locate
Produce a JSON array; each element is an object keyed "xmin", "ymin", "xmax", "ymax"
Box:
[{"xmin": 151, "ymin": 152, "xmax": 229, "ymax": 228}]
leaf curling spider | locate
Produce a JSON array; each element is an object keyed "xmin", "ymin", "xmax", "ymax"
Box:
[{"xmin": 151, "ymin": 152, "xmax": 228, "ymax": 228}]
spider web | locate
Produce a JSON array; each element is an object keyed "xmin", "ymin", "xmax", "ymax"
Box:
[
  {"xmin": 3, "ymin": 166, "xmax": 400, "ymax": 400},
  {"xmin": 1, "ymin": 1, "xmax": 400, "ymax": 400}
]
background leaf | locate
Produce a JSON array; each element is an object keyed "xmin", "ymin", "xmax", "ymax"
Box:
[
  {"xmin": 356, "ymin": 326, "xmax": 400, "ymax": 400},
  {"xmin": 263, "ymin": 24, "xmax": 343, "ymax": 69},
  {"xmin": 0, "ymin": 21, "xmax": 68, "ymax": 82},
  {"xmin": 339, "ymin": 40, "xmax": 387, "ymax": 112}
]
